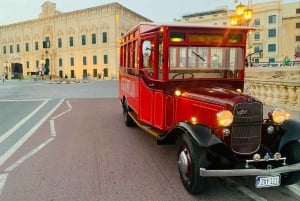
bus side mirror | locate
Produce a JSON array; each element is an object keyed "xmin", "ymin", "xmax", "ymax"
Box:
[{"xmin": 142, "ymin": 41, "xmax": 152, "ymax": 56}]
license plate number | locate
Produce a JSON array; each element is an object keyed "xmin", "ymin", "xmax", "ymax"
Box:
[{"xmin": 255, "ymin": 175, "xmax": 281, "ymax": 188}]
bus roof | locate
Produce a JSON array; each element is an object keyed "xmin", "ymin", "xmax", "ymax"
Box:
[{"xmin": 126, "ymin": 22, "xmax": 255, "ymax": 35}]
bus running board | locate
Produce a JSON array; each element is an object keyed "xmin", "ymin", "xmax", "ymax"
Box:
[{"xmin": 128, "ymin": 112, "xmax": 164, "ymax": 138}]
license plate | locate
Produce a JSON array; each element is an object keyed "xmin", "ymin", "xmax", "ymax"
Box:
[{"xmin": 255, "ymin": 175, "xmax": 281, "ymax": 188}]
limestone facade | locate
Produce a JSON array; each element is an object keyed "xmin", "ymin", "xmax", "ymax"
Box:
[
  {"xmin": 0, "ymin": 2, "xmax": 151, "ymax": 79},
  {"xmin": 174, "ymin": 0, "xmax": 300, "ymax": 65}
]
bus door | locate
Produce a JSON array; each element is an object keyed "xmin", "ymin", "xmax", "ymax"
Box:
[{"xmin": 139, "ymin": 37, "xmax": 157, "ymax": 125}]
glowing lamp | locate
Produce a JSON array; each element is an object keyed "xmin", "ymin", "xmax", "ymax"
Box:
[
  {"xmin": 217, "ymin": 110, "xmax": 233, "ymax": 127},
  {"xmin": 236, "ymin": 3, "xmax": 245, "ymax": 16},
  {"xmin": 244, "ymin": 8, "xmax": 253, "ymax": 21}
]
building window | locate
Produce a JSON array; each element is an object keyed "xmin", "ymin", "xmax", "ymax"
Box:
[
  {"xmin": 9, "ymin": 45, "xmax": 14, "ymax": 54},
  {"xmin": 3, "ymin": 46, "xmax": 6, "ymax": 54},
  {"xmin": 82, "ymin": 35, "xmax": 86, "ymax": 45},
  {"xmin": 26, "ymin": 61, "xmax": 30, "ymax": 69},
  {"xmin": 268, "ymin": 29, "xmax": 276, "ymax": 37},
  {"xmin": 93, "ymin": 55, "xmax": 97, "ymax": 65},
  {"xmin": 26, "ymin": 43, "xmax": 29, "ymax": 52},
  {"xmin": 268, "ymin": 15, "xmax": 276, "ymax": 24},
  {"xmin": 92, "ymin": 33, "xmax": 97, "ymax": 44},
  {"xmin": 59, "ymin": 58, "xmax": 63, "ymax": 67},
  {"xmin": 102, "ymin": 32, "xmax": 107, "ymax": 43},
  {"xmin": 296, "ymin": 8, "xmax": 300, "ymax": 14},
  {"xmin": 268, "ymin": 44, "xmax": 276, "ymax": 52},
  {"xmin": 296, "ymin": 36, "xmax": 300, "ymax": 42},
  {"xmin": 70, "ymin": 57, "xmax": 74, "ymax": 66},
  {"xmin": 43, "ymin": 40, "xmax": 50, "ymax": 48},
  {"xmin": 269, "ymin": 58, "xmax": 275, "ymax": 63},
  {"xmin": 254, "ymin": 46, "xmax": 260, "ymax": 53},
  {"xmin": 36, "ymin": 60, "xmax": 39, "ymax": 68},
  {"xmin": 69, "ymin": 36, "xmax": 74, "ymax": 47},
  {"xmin": 103, "ymin": 55, "xmax": 108, "ymax": 64},
  {"xmin": 83, "ymin": 56, "xmax": 87, "ymax": 65},
  {"xmin": 254, "ymin": 32, "xmax": 260, "ymax": 40},
  {"xmin": 35, "ymin": 41, "xmax": 39, "ymax": 50},
  {"xmin": 16, "ymin": 44, "xmax": 20, "ymax": 52},
  {"xmin": 93, "ymin": 69, "xmax": 97, "ymax": 78},
  {"xmin": 296, "ymin": 23, "xmax": 300, "ymax": 28},
  {"xmin": 254, "ymin": 18, "xmax": 260, "ymax": 26},
  {"xmin": 10, "ymin": 45, "xmax": 13, "ymax": 53},
  {"xmin": 58, "ymin": 38, "xmax": 62, "ymax": 48},
  {"xmin": 71, "ymin": 70, "xmax": 75, "ymax": 78}
]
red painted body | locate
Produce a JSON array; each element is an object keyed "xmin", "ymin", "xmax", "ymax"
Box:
[
  {"xmin": 119, "ymin": 23, "xmax": 300, "ymax": 195},
  {"xmin": 119, "ymin": 22, "xmax": 253, "ymax": 132}
]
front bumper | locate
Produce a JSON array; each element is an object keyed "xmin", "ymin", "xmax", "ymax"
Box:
[{"xmin": 200, "ymin": 163, "xmax": 300, "ymax": 177}]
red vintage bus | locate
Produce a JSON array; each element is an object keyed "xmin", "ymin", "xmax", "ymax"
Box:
[{"xmin": 119, "ymin": 22, "xmax": 300, "ymax": 194}]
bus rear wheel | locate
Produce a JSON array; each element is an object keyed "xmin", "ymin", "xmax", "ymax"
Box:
[
  {"xmin": 177, "ymin": 135, "xmax": 207, "ymax": 194},
  {"xmin": 122, "ymin": 101, "xmax": 135, "ymax": 127}
]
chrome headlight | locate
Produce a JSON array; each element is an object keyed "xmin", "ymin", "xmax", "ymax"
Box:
[
  {"xmin": 270, "ymin": 108, "xmax": 290, "ymax": 124},
  {"xmin": 217, "ymin": 110, "xmax": 233, "ymax": 127}
]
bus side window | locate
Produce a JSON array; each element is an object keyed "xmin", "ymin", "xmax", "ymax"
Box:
[{"xmin": 142, "ymin": 40, "xmax": 153, "ymax": 77}]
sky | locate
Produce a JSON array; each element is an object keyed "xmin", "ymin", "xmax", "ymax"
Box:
[{"xmin": 0, "ymin": 0, "xmax": 298, "ymax": 26}]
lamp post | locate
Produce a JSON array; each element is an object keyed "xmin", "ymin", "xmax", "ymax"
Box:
[{"xmin": 230, "ymin": 0, "xmax": 253, "ymax": 26}]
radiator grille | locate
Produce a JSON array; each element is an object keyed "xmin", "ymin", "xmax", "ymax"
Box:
[{"xmin": 231, "ymin": 102, "xmax": 262, "ymax": 154}]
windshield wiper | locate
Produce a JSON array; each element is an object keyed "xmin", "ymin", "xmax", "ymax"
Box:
[{"xmin": 192, "ymin": 50, "xmax": 205, "ymax": 62}]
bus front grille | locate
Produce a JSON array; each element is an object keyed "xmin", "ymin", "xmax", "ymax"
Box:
[{"xmin": 231, "ymin": 102, "xmax": 263, "ymax": 154}]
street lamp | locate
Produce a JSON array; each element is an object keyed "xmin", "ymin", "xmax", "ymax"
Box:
[{"xmin": 230, "ymin": 1, "xmax": 253, "ymax": 26}]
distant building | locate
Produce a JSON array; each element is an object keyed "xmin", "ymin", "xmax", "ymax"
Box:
[
  {"xmin": 174, "ymin": 0, "xmax": 300, "ymax": 65},
  {"xmin": 0, "ymin": 2, "xmax": 151, "ymax": 79}
]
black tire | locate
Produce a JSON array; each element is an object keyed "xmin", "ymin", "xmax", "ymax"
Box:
[
  {"xmin": 122, "ymin": 101, "xmax": 135, "ymax": 127},
  {"xmin": 177, "ymin": 134, "xmax": 208, "ymax": 194},
  {"xmin": 280, "ymin": 141, "xmax": 300, "ymax": 185}
]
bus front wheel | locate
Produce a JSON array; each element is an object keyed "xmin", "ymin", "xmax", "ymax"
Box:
[
  {"xmin": 177, "ymin": 134, "xmax": 207, "ymax": 194},
  {"xmin": 280, "ymin": 141, "xmax": 300, "ymax": 185}
]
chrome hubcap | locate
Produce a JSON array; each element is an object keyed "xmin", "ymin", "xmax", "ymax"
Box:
[{"xmin": 178, "ymin": 147, "xmax": 191, "ymax": 180}]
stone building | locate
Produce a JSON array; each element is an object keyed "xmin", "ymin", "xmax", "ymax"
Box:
[
  {"xmin": 174, "ymin": 0, "xmax": 300, "ymax": 65},
  {"xmin": 0, "ymin": 2, "xmax": 151, "ymax": 79}
]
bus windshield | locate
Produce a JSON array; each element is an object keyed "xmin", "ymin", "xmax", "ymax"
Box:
[{"xmin": 168, "ymin": 46, "xmax": 243, "ymax": 80}]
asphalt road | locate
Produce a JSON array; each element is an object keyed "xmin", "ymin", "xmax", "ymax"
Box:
[{"xmin": 0, "ymin": 79, "xmax": 299, "ymax": 201}]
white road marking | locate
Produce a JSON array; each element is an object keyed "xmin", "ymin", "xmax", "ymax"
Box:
[
  {"xmin": 0, "ymin": 100, "xmax": 48, "ymax": 143},
  {"xmin": 285, "ymin": 184, "xmax": 300, "ymax": 197},
  {"xmin": 0, "ymin": 173, "xmax": 8, "ymax": 195},
  {"xmin": 225, "ymin": 178, "xmax": 267, "ymax": 201},
  {"xmin": 51, "ymin": 100, "xmax": 72, "ymax": 120},
  {"xmin": 50, "ymin": 120, "xmax": 56, "ymax": 137},
  {"xmin": 0, "ymin": 99, "xmax": 72, "ymax": 196},
  {"xmin": 5, "ymin": 138, "xmax": 54, "ymax": 172},
  {"xmin": 50, "ymin": 100, "xmax": 72, "ymax": 137},
  {"xmin": 0, "ymin": 99, "xmax": 51, "ymax": 102},
  {"xmin": 0, "ymin": 99, "xmax": 64, "ymax": 166}
]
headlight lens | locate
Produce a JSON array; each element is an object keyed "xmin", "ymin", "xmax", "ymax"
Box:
[
  {"xmin": 271, "ymin": 108, "xmax": 290, "ymax": 124},
  {"xmin": 217, "ymin": 110, "xmax": 233, "ymax": 127}
]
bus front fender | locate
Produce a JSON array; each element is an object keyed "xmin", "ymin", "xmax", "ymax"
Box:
[
  {"xmin": 279, "ymin": 119, "xmax": 300, "ymax": 151},
  {"xmin": 161, "ymin": 122, "xmax": 222, "ymax": 147}
]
